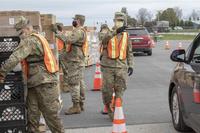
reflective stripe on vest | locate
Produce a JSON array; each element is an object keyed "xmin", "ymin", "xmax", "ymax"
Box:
[
  {"xmin": 31, "ymin": 33, "xmax": 59, "ymax": 73},
  {"xmin": 66, "ymin": 28, "xmax": 89, "ymax": 57},
  {"xmin": 107, "ymin": 32, "xmax": 128, "ymax": 60},
  {"xmin": 56, "ymin": 38, "xmax": 64, "ymax": 51}
]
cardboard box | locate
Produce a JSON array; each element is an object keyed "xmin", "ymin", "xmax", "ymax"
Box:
[
  {"xmin": 40, "ymin": 14, "xmax": 56, "ymax": 26},
  {"xmin": 0, "ymin": 27, "xmax": 18, "ymax": 36},
  {"xmin": 0, "ymin": 10, "xmax": 41, "ymax": 28},
  {"xmin": 42, "ymin": 25, "xmax": 56, "ymax": 43}
]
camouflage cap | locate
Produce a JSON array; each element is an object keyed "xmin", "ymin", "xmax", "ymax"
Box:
[
  {"xmin": 100, "ymin": 24, "xmax": 109, "ymax": 31},
  {"xmin": 114, "ymin": 12, "xmax": 125, "ymax": 21},
  {"xmin": 73, "ymin": 14, "xmax": 85, "ymax": 25},
  {"xmin": 101, "ymin": 24, "xmax": 108, "ymax": 29},
  {"xmin": 14, "ymin": 16, "xmax": 30, "ymax": 31}
]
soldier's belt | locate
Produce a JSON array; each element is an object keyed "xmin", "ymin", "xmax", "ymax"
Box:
[
  {"xmin": 71, "ymin": 43, "xmax": 82, "ymax": 47},
  {"xmin": 27, "ymin": 60, "xmax": 44, "ymax": 64}
]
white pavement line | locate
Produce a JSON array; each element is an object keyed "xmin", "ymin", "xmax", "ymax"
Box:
[{"xmin": 55, "ymin": 123, "xmax": 181, "ymax": 133}]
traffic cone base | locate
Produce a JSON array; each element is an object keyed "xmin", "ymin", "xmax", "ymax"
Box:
[
  {"xmin": 112, "ymin": 123, "xmax": 127, "ymax": 133},
  {"xmin": 193, "ymin": 88, "xmax": 200, "ymax": 103}
]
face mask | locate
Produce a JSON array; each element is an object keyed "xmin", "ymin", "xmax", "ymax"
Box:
[
  {"xmin": 72, "ymin": 20, "xmax": 78, "ymax": 27},
  {"xmin": 115, "ymin": 21, "xmax": 124, "ymax": 28}
]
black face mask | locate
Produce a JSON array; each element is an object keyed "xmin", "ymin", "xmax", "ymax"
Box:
[{"xmin": 72, "ymin": 20, "xmax": 78, "ymax": 27}]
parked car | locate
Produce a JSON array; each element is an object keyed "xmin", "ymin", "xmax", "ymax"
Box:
[
  {"xmin": 174, "ymin": 26, "xmax": 184, "ymax": 30},
  {"xmin": 126, "ymin": 27, "xmax": 154, "ymax": 56},
  {"xmin": 169, "ymin": 33, "xmax": 200, "ymax": 133}
]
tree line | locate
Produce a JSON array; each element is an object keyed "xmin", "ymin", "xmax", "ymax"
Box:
[{"xmin": 121, "ymin": 7, "xmax": 200, "ymax": 29}]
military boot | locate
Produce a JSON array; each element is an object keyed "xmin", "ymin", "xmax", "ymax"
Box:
[
  {"xmin": 65, "ymin": 102, "xmax": 81, "ymax": 115},
  {"xmin": 80, "ymin": 102, "xmax": 84, "ymax": 111},
  {"xmin": 106, "ymin": 104, "xmax": 114, "ymax": 121}
]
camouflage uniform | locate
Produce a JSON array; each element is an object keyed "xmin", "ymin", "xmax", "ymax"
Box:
[
  {"xmin": 56, "ymin": 14, "xmax": 87, "ymax": 114},
  {"xmin": 0, "ymin": 17, "xmax": 64, "ymax": 133},
  {"xmin": 100, "ymin": 13, "xmax": 134, "ymax": 120},
  {"xmin": 54, "ymin": 23, "xmax": 70, "ymax": 93}
]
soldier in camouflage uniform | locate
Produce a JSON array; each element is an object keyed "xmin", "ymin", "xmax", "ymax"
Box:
[
  {"xmin": 54, "ymin": 23, "xmax": 70, "ymax": 93},
  {"xmin": 0, "ymin": 16, "xmax": 64, "ymax": 133},
  {"xmin": 54, "ymin": 14, "xmax": 87, "ymax": 115},
  {"xmin": 100, "ymin": 12, "xmax": 134, "ymax": 120}
]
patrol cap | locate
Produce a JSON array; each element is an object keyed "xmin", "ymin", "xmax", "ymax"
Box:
[
  {"xmin": 14, "ymin": 16, "xmax": 30, "ymax": 31},
  {"xmin": 101, "ymin": 24, "xmax": 108, "ymax": 29},
  {"xmin": 114, "ymin": 12, "xmax": 125, "ymax": 21},
  {"xmin": 100, "ymin": 24, "xmax": 109, "ymax": 31},
  {"xmin": 73, "ymin": 14, "xmax": 85, "ymax": 25}
]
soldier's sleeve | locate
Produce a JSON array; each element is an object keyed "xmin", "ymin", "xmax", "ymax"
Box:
[
  {"xmin": 55, "ymin": 32, "xmax": 68, "ymax": 42},
  {"xmin": 0, "ymin": 39, "xmax": 33, "ymax": 77},
  {"xmin": 127, "ymin": 37, "xmax": 134, "ymax": 68},
  {"xmin": 66, "ymin": 29, "xmax": 85, "ymax": 46},
  {"xmin": 101, "ymin": 30, "xmax": 117, "ymax": 45}
]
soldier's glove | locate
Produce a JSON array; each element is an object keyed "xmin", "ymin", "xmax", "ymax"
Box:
[
  {"xmin": 57, "ymin": 24, "xmax": 63, "ymax": 32},
  {"xmin": 100, "ymin": 55, "xmax": 103, "ymax": 61},
  {"xmin": 51, "ymin": 24, "xmax": 58, "ymax": 34},
  {"xmin": 0, "ymin": 73, "xmax": 5, "ymax": 83},
  {"xmin": 116, "ymin": 26, "xmax": 127, "ymax": 34},
  {"xmin": 127, "ymin": 67, "xmax": 133, "ymax": 76}
]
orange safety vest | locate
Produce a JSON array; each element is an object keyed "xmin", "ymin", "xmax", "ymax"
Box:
[
  {"xmin": 66, "ymin": 28, "xmax": 89, "ymax": 57},
  {"xmin": 107, "ymin": 32, "xmax": 128, "ymax": 60},
  {"xmin": 56, "ymin": 38, "xmax": 64, "ymax": 51},
  {"xmin": 31, "ymin": 33, "xmax": 59, "ymax": 73}
]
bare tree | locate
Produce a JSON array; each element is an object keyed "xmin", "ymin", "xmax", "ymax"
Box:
[
  {"xmin": 173, "ymin": 7, "xmax": 182, "ymax": 19},
  {"xmin": 191, "ymin": 9, "xmax": 198, "ymax": 21},
  {"xmin": 137, "ymin": 8, "xmax": 152, "ymax": 26},
  {"xmin": 121, "ymin": 7, "xmax": 137, "ymax": 27}
]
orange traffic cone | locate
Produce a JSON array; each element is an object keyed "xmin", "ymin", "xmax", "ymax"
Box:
[
  {"xmin": 193, "ymin": 83, "xmax": 200, "ymax": 104},
  {"xmin": 178, "ymin": 42, "xmax": 183, "ymax": 49},
  {"xmin": 112, "ymin": 98, "xmax": 127, "ymax": 133},
  {"xmin": 92, "ymin": 62, "xmax": 102, "ymax": 91},
  {"xmin": 165, "ymin": 41, "xmax": 170, "ymax": 50}
]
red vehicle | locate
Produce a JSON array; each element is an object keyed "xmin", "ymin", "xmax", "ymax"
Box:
[{"xmin": 127, "ymin": 27, "xmax": 154, "ymax": 56}]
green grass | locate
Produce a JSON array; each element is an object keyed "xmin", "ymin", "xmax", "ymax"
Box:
[
  {"xmin": 170, "ymin": 29, "xmax": 200, "ymax": 33},
  {"xmin": 159, "ymin": 34, "xmax": 196, "ymax": 40}
]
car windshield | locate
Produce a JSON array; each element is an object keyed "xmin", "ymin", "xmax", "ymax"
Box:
[{"xmin": 127, "ymin": 29, "xmax": 149, "ymax": 36}]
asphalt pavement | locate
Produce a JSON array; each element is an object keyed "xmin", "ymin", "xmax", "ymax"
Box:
[{"xmin": 58, "ymin": 40, "xmax": 195, "ymax": 133}]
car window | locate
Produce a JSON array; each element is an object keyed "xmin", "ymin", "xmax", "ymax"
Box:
[
  {"xmin": 191, "ymin": 43, "xmax": 200, "ymax": 63},
  {"xmin": 127, "ymin": 29, "xmax": 149, "ymax": 36},
  {"xmin": 185, "ymin": 44, "xmax": 192, "ymax": 61}
]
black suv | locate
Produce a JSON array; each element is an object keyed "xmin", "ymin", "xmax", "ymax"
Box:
[{"xmin": 169, "ymin": 34, "xmax": 200, "ymax": 133}]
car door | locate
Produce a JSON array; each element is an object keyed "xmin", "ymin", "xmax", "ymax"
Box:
[{"xmin": 187, "ymin": 42, "xmax": 200, "ymax": 127}]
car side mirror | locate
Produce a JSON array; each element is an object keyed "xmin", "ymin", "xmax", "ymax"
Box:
[{"xmin": 170, "ymin": 49, "xmax": 186, "ymax": 62}]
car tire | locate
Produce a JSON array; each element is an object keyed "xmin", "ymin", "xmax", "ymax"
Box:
[
  {"xmin": 147, "ymin": 51, "xmax": 152, "ymax": 56},
  {"xmin": 170, "ymin": 87, "xmax": 192, "ymax": 132}
]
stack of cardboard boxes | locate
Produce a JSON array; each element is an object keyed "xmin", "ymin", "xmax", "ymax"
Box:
[
  {"xmin": 85, "ymin": 27, "xmax": 100, "ymax": 66},
  {"xmin": 40, "ymin": 14, "xmax": 56, "ymax": 43},
  {"xmin": 0, "ymin": 11, "xmax": 41, "ymax": 36}
]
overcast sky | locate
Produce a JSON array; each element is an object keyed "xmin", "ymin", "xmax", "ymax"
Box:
[{"xmin": 1, "ymin": 0, "xmax": 200, "ymax": 27}]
